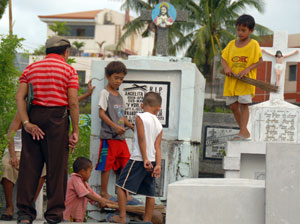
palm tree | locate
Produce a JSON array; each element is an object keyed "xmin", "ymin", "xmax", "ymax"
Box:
[
  {"xmin": 172, "ymin": 0, "xmax": 272, "ymax": 79},
  {"xmin": 48, "ymin": 22, "xmax": 71, "ymax": 36},
  {"xmin": 72, "ymin": 41, "xmax": 85, "ymax": 56},
  {"xmin": 116, "ymin": 0, "xmax": 156, "ymax": 55},
  {"xmin": 0, "ymin": 0, "xmax": 8, "ymax": 19}
]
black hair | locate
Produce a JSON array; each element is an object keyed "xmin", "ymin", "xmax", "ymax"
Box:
[
  {"xmin": 46, "ymin": 45, "xmax": 70, "ymax": 55},
  {"xmin": 143, "ymin": 92, "xmax": 162, "ymax": 107},
  {"xmin": 236, "ymin": 14, "xmax": 255, "ymax": 30},
  {"xmin": 275, "ymin": 50, "xmax": 283, "ymax": 57},
  {"xmin": 105, "ymin": 61, "xmax": 127, "ymax": 76},
  {"xmin": 73, "ymin": 157, "xmax": 92, "ymax": 173}
]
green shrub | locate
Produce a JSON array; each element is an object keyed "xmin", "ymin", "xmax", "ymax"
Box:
[
  {"xmin": 0, "ymin": 35, "xmax": 23, "ymax": 162},
  {"xmin": 68, "ymin": 114, "xmax": 91, "ymax": 174}
]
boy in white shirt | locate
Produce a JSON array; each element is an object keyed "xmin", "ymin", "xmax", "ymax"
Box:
[{"xmin": 107, "ymin": 92, "xmax": 163, "ymax": 223}]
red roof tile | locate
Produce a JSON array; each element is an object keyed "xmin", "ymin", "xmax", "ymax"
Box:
[{"xmin": 39, "ymin": 10, "xmax": 102, "ymax": 20}]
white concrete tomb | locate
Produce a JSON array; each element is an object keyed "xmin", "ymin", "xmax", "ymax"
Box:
[
  {"xmin": 166, "ymin": 178, "xmax": 265, "ymax": 224},
  {"xmin": 88, "ymin": 56, "xmax": 205, "ymax": 221}
]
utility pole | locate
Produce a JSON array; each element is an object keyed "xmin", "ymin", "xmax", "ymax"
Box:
[{"xmin": 9, "ymin": 0, "xmax": 12, "ymax": 35}]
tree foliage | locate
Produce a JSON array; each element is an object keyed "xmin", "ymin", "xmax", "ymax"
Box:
[
  {"xmin": 48, "ymin": 22, "xmax": 71, "ymax": 36},
  {"xmin": 72, "ymin": 41, "xmax": 85, "ymax": 56},
  {"xmin": 0, "ymin": 0, "xmax": 8, "ymax": 19},
  {"xmin": 117, "ymin": 0, "xmax": 159, "ymax": 55},
  {"xmin": 68, "ymin": 114, "xmax": 91, "ymax": 174},
  {"xmin": 0, "ymin": 35, "xmax": 23, "ymax": 155},
  {"xmin": 33, "ymin": 45, "xmax": 46, "ymax": 55}
]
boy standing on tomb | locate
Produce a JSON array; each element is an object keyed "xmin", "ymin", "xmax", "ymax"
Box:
[
  {"xmin": 96, "ymin": 61, "xmax": 139, "ymax": 204},
  {"xmin": 107, "ymin": 92, "xmax": 163, "ymax": 223},
  {"xmin": 221, "ymin": 14, "xmax": 263, "ymax": 140}
]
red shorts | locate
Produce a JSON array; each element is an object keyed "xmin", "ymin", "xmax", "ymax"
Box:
[{"xmin": 95, "ymin": 139, "xmax": 130, "ymax": 172}]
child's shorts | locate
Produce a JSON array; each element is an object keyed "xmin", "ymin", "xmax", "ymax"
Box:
[
  {"xmin": 116, "ymin": 159, "xmax": 156, "ymax": 197},
  {"xmin": 226, "ymin": 95, "xmax": 252, "ymax": 106},
  {"xmin": 95, "ymin": 139, "xmax": 130, "ymax": 172},
  {"xmin": 1, "ymin": 151, "xmax": 47, "ymax": 184}
]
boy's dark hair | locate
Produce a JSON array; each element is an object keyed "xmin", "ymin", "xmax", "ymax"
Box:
[
  {"xmin": 73, "ymin": 157, "xmax": 92, "ymax": 173},
  {"xmin": 236, "ymin": 14, "xmax": 255, "ymax": 30},
  {"xmin": 275, "ymin": 50, "xmax": 283, "ymax": 57},
  {"xmin": 105, "ymin": 61, "xmax": 127, "ymax": 76},
  {"xmin": 46, "ymin": 45, "xmax": 70, "ymax": 55},
  {"xmin": 143, "ymin": 92, "xmax": 162, "ymax": 107}
]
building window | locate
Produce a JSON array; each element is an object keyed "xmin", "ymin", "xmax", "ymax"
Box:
[
  {"xmin": 289, "ymin": 65, "xmax": 297, "ymax": 81},
  {"xmin": 66, "ymin": 25, "xmax": 95, "ymax": 38},
  {"xmin": 77, "ymin": 70, "xmax": 86, "ymax": 85},
  {"xmin": 104, "ymin": 12, "xmax": 113, "ymax": 24}
]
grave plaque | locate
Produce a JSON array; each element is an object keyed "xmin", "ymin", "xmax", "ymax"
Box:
[
  {"xmin": 204, "ymin": 126, "xmax": 239, "ymax": 159},
  {"xmin": 253, "ymin": 108, "xmax": 299, "ymax": 142},
  {"xmin": 119, "ymin": 80, "xmax": 170, "ymax": 127}
]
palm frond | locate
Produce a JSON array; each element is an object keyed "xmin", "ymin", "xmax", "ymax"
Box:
[
  {"xmin": 116, "ymin": 17, "xmax": 148, "ymax": 49},
  {"xmin": 121, "ymin": 0, "xmax": 153, "ymax": 12},
  {"xmin": 229, "ymin": 0, "xmax": 265, "ymax": 14}
]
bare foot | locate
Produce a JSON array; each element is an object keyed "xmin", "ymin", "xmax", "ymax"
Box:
[
  {"xmin": 4, "ymin": 207, "xmax": 13, "ymax": 216},
  {"xmin": 107, "ymin": 214, "xmax": 127, "ymax": 223},
  {"xmin": 238, "ymin": 130, "xmax": 250, "ymax": 139},
  {"xmin": 101, "ymin": 193, "xmax": 118, "ymax": 203}
]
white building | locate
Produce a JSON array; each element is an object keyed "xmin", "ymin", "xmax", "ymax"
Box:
[{"xmin": 38, "ymin": 9, "xmax": 154, "ymax": 83}]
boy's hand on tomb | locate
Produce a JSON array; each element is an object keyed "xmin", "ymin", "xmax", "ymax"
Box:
[
  {"xmin": 152, "ymin": 165, "xmax": 161, "ymax": 178},
  {"xmin": 144, "ymin": 160, "xmax": 153, "ymax": 172}
]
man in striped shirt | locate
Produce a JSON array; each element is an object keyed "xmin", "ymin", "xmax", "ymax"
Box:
[{"xmin": 15, "ymin": 36, "xmax": 79, "ymax": 224}]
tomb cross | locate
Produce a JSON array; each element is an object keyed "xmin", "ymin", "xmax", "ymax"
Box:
[
  {"xmin": 261, "ymin": 31, "xmax": 300, "ymax": 100},
  {"xmin": 256, "ymin": 113, "xmax": 265, "ymax": 139},
  {"xmin": 140, "ymin": 0, "xmax": 188, "ymax": 56}
]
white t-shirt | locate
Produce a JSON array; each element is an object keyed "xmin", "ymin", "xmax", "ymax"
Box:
[
  {"xmin": 131, "ymin": 112, "xmax": 163, "ymax": 162},
  {"xmin": 5, "ymin": 129, "xmax": 22, "ymax": 153}
]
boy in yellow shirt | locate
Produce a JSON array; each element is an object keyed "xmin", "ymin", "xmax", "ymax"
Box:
[{"xmin": 221, "ymin": 14, "xmax": 263, "ymax": 140}]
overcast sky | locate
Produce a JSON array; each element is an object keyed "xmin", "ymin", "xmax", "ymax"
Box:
[{"xmin": 0, "ymin": 0, "xmax": 299, "ymax": 53}]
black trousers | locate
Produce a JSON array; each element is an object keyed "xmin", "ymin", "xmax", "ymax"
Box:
[{"xmin": 17, "ymin": 106, "xmax": 69, "ymax": 223}]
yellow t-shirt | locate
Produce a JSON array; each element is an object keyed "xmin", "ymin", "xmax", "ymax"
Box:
[{"xmin": 222, "ymin": 39, "xmax": 262, "ymax": 96}]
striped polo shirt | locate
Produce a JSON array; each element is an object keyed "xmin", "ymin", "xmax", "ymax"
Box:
[{"xmin": 20, "ymin": 54, "xmax": 79, "ymax": 107}]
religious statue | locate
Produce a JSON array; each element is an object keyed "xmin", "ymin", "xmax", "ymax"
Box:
[
  {"xmin": 152, "ymin": 2, "xmax": 176, "ymax": 28},
  {"xmin": 262, "ymin": 49, "xmax": 299, "ymax": 86}
]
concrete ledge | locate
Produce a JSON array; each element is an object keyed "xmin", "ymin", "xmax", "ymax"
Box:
[
  {"xmin": 224, "ymin": 141, "xmax": 267, "ymax": 179},
  {"xmin": 224, "ymin": 170, "xmax": 240, "ymax": 178},
  {"xmin": 226, "ymin": 141, "xmax": 266, "ymax": 156},
  {"xmin": 166, "ymin": 178, "xmax": 265, "ymax": 224},
  {"xmin": 223, "ymin": 156, "xmax": 240, "ymax": 170}
]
